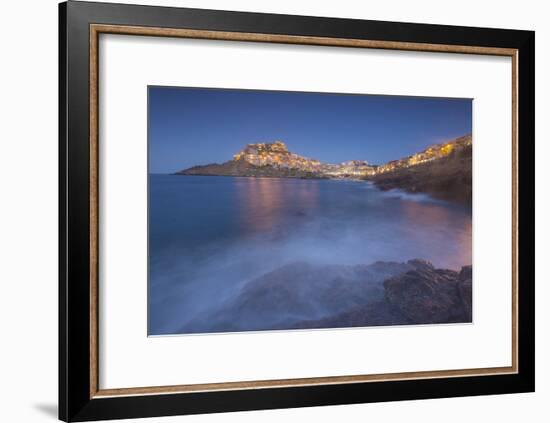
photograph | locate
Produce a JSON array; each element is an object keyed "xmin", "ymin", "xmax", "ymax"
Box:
[
  {"xmin": 43, "ymin": 0, "xmax": 539, "ymax": 420},
  {"xmin": 148, "ymin": 87, "xmax": 473, "ymax": 336}
]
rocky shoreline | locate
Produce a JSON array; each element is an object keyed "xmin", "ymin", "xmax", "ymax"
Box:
[
  {"xmin": 294, "ymin": 261, "xmax": 472, "ymax": 329},
  {"xmin": 179, "ymin": 259, "xmax": 472, "ymax": 334},
  {"xmin": 368, "ymin": 144, "xmax": 472, "ymax": 205}
]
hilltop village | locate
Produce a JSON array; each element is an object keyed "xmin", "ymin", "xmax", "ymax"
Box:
[{"xmin": 177, "ymin": 134, "xmax": 473, "ymax": 204}]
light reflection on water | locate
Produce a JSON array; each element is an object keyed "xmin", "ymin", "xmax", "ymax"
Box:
[
  {"xmin": 401, "ymin": 199, "xmax": 472, "ymax": 270},
  {"xmin": 148, "ymin": 175, "xmax": 472, "ymax": 334},
  {"xmin": 236, "ymin": 177, "xmax": 320, "ymax": 233}
]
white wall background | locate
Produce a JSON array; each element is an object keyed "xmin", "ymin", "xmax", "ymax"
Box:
[{"xmin": 0, "ymin": 0, "xmax": 545, "ymax": 422}]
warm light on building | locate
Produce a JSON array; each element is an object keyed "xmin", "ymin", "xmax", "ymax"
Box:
[{"xmin": 230, "ymin": 135, "xmax": 471, "ymax": 178}]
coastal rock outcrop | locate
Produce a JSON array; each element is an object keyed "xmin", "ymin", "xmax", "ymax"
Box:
[
  {"xmin": 179, "ymin": 259, "xmax": 472, "ymax": 333},
  {"xmin": 180, "ymin": 260, "xmax": 416, "ymax": 333},
  {"xmin": 384, "ymin": 261, "xmax": 471, "ymax": 323},
  {"xmin": 457, "ymin": 265, "xmax": 473, "ymax": 319},
  {"xmin": 369, "ymin": 136, "xmax": 472, "ymax": 204},
  {"xmin": 293, "ymin": 260, "xmax": 472, "ymax": 329},
  {"xmin": 177, "ymin": 141, "xmax": 377, "ymax": 178}
]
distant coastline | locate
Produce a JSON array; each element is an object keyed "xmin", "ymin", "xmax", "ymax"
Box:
[{"xmin": 174, "ymin": 134, "xmax": 472, "ymax": 205}]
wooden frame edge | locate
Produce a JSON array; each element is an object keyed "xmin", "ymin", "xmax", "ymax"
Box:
[
  {"xmin": 89, "ymin": 23, "xmax": 99, "ymax": 398},
  {"xmin": 92, "ymin": 366, "xmax": 517, "ymax": 399},
  {"xmin": 511, "ymin": 50, "xmax": 519, "ymax": 373},
  {"xmin": 88, "ymin": 23, "xmax": 520, "ymax": 399},
  {"xmin": 91, "ymin": 24, "xmax": 518, "ymax": 56}
]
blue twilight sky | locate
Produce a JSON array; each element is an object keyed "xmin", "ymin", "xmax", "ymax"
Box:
[{"xmin": 148, "ymin": 86, "xmax": 472, "ymax": 174}]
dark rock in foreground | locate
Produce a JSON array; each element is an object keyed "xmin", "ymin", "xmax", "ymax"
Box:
[
  {"xmin": 293, "ymin": 260, "xmax": 472, "ymax": 329},
  {"xmin": 180, "ymin": 259, "xmax": 472, "ymax": 334},
  {"xmin": 292, "ymin": 300, "xmax": 406, "ymax": 329},
  {"xmin": 384, "ymin": 261, "xmax": 471, "ymax": 323},
  {"xmin": 180, "ymin": 260, "xmax": 415, "ymax": 333},
  {"xmin": 457, "ymin": 265, "xmax": 473, "ymax": 319}
]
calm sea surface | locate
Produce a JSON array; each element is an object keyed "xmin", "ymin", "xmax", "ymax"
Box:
[{"xmin": 149, "ymin": 174, "xmax": 472, "ymax": 334}]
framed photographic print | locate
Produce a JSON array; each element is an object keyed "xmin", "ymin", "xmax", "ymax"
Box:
[{"xmin": 59, "ymin": 1, "xmax": 535, "ymax": 421}]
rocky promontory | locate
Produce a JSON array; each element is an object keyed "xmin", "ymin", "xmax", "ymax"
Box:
[
  {"xmin": 176, "ymin": 141, "xmax": 376, "ymax": 179},
  {"xmin": 369, "ymin": 135, "xmax": 472, "ymax": 205},
  {"xmin": 175, "ymin": 135, "xmax": 473, "ymax": 204}
]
